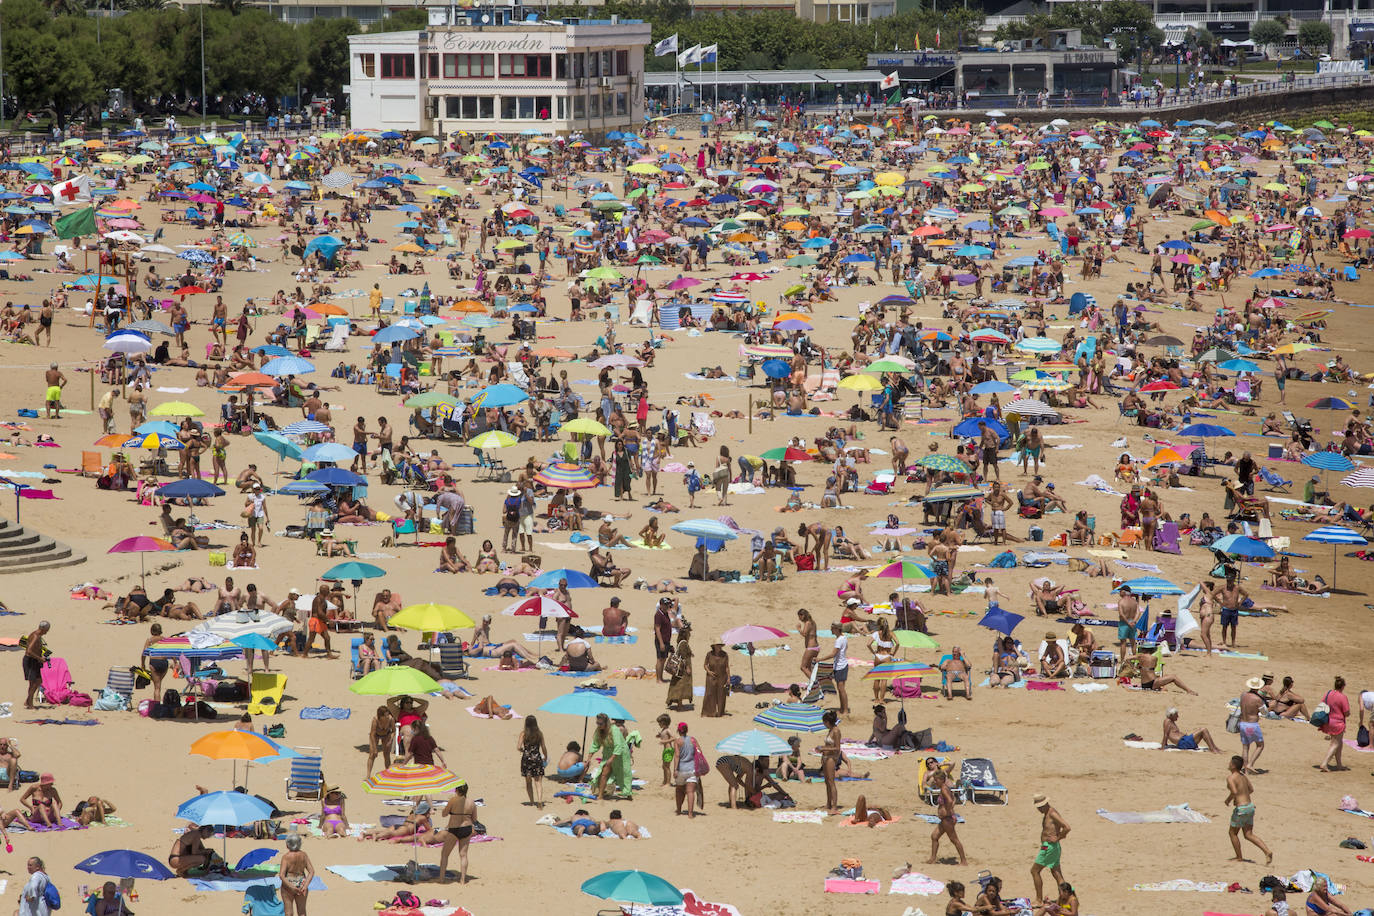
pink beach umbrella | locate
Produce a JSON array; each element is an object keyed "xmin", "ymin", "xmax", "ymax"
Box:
[
  {"xmin": 108, "ymin": 535, "xmax": 176, "ymax": 588},
  {"xmin": 721, "ymin": 624, "xmax": 788, "ymax": 690}
]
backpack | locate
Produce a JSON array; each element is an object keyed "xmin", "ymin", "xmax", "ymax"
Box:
[
  {"xmin": 502, "ymin": 496, "xmax": 521, "ymax": 523},
  {"xmin": 1311, "ymin": 701, "xmax": 1330, "ymax": 729},
  {"xmin": 93, "ymin": 688, "xmax": 128, "ymax": 712},
  {"xmin": 43, "ymin": 878, "xmax": 60, "ymax": 910}
]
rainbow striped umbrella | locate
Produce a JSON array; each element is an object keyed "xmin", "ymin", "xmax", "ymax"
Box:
[
  {"xmin": 753, "ymin": 703, "xmax": 826, "ymax": 732},
  {"xmin": 916, "ymin": 453, "xmax": 972, "ymax": 474},
  {"xmin": 867, "ymin": 558, "xmax": 934, "ymax": 579},
  {"xmin": 534, "ymin": 462, "xmax": 597, "ymax": 490},
  {"xmin": 363, "ymin": 764, "xmax": 464, "ymax": 796},
  {"xmin": 143, "ymin": 635, "xmax": 243, "ymax": 661},
  {"xmin": 863, "ymin": 661, "xmax": 936, "ymax": 681}
]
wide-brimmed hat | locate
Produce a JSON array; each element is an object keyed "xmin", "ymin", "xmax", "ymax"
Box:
[
  {"xmin": 1245, "ymin": 676, "xmax": 1266, "ymax": 691},
  {"xmin": 1032, "ymin": 793, "xmax": 1048, "ymax": 807},
  {"xmin": 507, "ymin": 486, "xmax": 520, "ymax": 497}
]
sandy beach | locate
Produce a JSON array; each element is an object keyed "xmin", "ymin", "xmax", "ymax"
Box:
[{"xmin": 0, "ymin": 111, "xmax": 1369, "ymax": 916}]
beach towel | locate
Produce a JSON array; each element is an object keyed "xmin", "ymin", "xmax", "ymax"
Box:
[
  {"xmin": 299, "ymin": 705, "xmax": 351, "ymax": 720},
  {"xmin": 825, "ymin": 878, "xmax": 881, "ymax": 894},
  {"xmin": 465, "ymin": 705, "xmax": 518, "ymax": 720},
  {"xmin": 772, "ymin": 810, "xmax": 827, "ymax": 824},
  {"xmin": 603, "ymin": 889, "xmax": 741, "ymax": 916},
  {"xmin": 1072, "ymin": 684, "xmax": 1109, "ymax": 693},
  {"xmin": 889, "ymin": 873, "xmax": 946, "ymax": 896},
  {"xmin": 1097, "ymin": 804, "xmax": 1210, "ymax": 824},
  {"xmin": 1132, "ymin": 880, "xmax": 1229, "ymax": 892},
  {"xmin": 573, "ymin": 685, "xmax": 617, "ymax": 696},
  {"xmin": 9, "ymin": 817, "xmax": 84, "ymax": 832},
  {"xmin": 594, "ymin": 634, "xmax": 638, "ymax": 644},
  {"xmin": 1180, "ymin": 648, "xmax": 1270, "ymax": 661},
  {"xmin": 1343, "ymin": 739, "xmax": 1374, "ymax": 753},
  {"xmin": 838, "ymin": 812, "xmax": 901, "ymax": 827},
  {"xmin": 188, "ymin": 874, "xmax": 327, "ymax": 892},
  {"xmin": 325, "ymin": 864, "xmax": 399, "ymax": 882},
  {"xmin": 911, "ymin": 812, "xmax": 965, "ymax": 824},
  {"xmin": 551, "ymin": 824, "xmax": 651, "ymax": 839}
]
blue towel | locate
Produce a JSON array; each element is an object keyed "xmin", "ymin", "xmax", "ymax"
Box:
[
  {"xmin": 325, "ymin": 864, "xmax": 398, "ymax": 882},
  {"xmin": 547, "ymin": 669, "xmax": 592, "ymax": 677},
  {"xmin": 299, "ymin": 705, "xmax": 351, "ymax": 720},
  {"xmin": 190, "ymin": 875, "xmax": 326, "ymax": 892},
  {"xmin": 593, "ymin": 635, "xmax": 637, "ymax": 644},
  {"xmin": 483, "ymin": 585, "xmax": 527, "ymax": 597}
]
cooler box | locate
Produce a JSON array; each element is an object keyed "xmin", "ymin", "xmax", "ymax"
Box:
[
  {"xmin": 1089, "ymin": 650, "xmax": 1117, "ymax": 679},
  {"xmin": 1267, "ymin": 444, "xmax": 1283, "ymax": 460}
]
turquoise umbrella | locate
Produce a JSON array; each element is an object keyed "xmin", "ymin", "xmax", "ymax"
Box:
[{"xmin": 581, "ymin": 870, "xmax": 683, "ymax": 908}]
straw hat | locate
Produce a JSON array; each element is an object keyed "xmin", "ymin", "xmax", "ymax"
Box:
[
  {"xmin": 1032, "ymin": 794, "xmax": 1049, "ymax": 807},
  {"xmin": 1044, "ymin": 630, "xmax": 1057, "ymax": 640},
  {"xmin": 507, "ymin": 486, "xmax": 520, "ymax": 497},
  {"xmin": 1245, "ymin": 676, "xmax": 1266, "ymax": 691}
]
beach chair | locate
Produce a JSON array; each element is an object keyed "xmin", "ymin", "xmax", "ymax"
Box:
[
  {"xmin": 284, "ymin": 748, "xmax": 324, "ymax": 801},
  {"xmin": 80, "ymin": 451, "xmax": 103, "ymax": 478},
  {"xmin": 104, "ymin": 667, "xmax": 136, "ymax": 708},
  {"xmin": 937, "ymin": 654, "xmax": 973, "ymax": 699},
  {"xmin": 1153, "ymin": 521, "xmax": 1182, "ymax": 554},
  {"xmin": 246, "ymin": 672, "xmax": 287, "ymax": 716},
  {"xmin": 437, "ymin": 643, "xmax": 469, "ymax": 679},
  {"xmin": 323, "ymin": 323, "xmax": 348, "ymax": 351},
  {"xmin": 918, "ymin": 756, "xmax": 965, "ymax": 805},
  {"xmin": 349, "ymin": 636, "xmax": 366, "ymax": 679},
  {"xmin": 1258, "ymin": 467, "xmax": 1291, "ymax": 492},
  {"xmin": 959, "ymin": 757, "xmax": 1009, "ymax": 805},
  {"xmin": 379, "ymin": 297, "xmax": 395, "ymax": 315},
  {"xmin": 802, "ymin": 660, "xmax": 833, "ymax": 703}
]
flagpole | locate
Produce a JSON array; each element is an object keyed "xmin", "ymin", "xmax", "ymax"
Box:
[{"xmin": 674, "ymin": 49, "xmax": 680, "ymax": 113}]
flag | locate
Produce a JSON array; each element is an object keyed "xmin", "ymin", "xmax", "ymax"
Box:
[
  {"xmin": 678, "ymin": 44, "xmax": 701, "ymax": 67},
  {"xmin": 654, "ymin": 33, "xmax": 679, "ymax": 57},
  {"xmin": 880, "ymin": 71, "xmax": 899, "ymax": 90},
  {"xmin": 52, "ymin": 174, "xmax": 91, "ymax": 205},
  {"xmin": 887, "ymin": 90, "xmax": 900, "ymax": 105},
  {"xmin": 935, "ymin": 27, "xmax": 941, "ymax": 47},
  {"xmin": 915, "ymin": 32, "xmax": 920, "ymax": 49},
  {"xmin": 700, "ymin": 44, "xmax": 718, "ymax": 64},
  {"xmin": 55, "ymin": 206, "xmax": 96, "ymax": 239}
]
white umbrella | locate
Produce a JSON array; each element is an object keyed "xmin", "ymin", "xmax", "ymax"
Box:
[
  {"xmin": 192, "ymin": 611, "xmax": 295, "ymax": 641},
  {"xmin": 104, "ymin": 230, "xmax": 145, "ymax": 244},
  {"xmin": 103, "ymin": 336, "xmax": 153, "ymax": 355},
  {"xmin": 1340, "ymin": 468, "xmax": 1374, "ymax": 489},
  {"xmin": 1004, "ymin": 398, "xmax": 1060, "ymax": 418},
  {"xmin": 140, "ymin": 244, "xmax": 176, "ymax": 255}
]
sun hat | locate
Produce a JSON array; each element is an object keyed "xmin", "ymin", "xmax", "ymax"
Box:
[
  {"xmin": 1245, "ymin": 676, "xmax": 1266, "ymax": 690},
  {"xmin": 1032, "ymin": 793, "xmax": 1048, "ymax": 807},
  {"xmin": 507, "ymin": 486, "xmax": 520, "ymax": 497}
]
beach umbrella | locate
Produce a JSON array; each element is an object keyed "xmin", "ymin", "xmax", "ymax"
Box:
[
  {"xmin": 894, "ymin": 630, "xmax": 940, "ymax": 650},
  {"xmin": 363, "ymin": 763, "xmax": 464, "ymax": 797},
  {"xmin": 562, "ymin": 418, "xmax": 611, "ymax": 437},
  {"xmin": 923, "ymin": 484, "xmax": 986, "ymax": 503},
  {"xmin": 915, "ymin": 453, "xmax": 972, "ymax": 474},
  {"xmin": 261, "ymin": 356, "xmax": 315, "ymax": 377},
  {"xmin": 155, "ymin": 479, "xmax": 224, "ymax": 499},
  {"xmin": 978, "ymin": 607, "xmax": 1024, "ymax": 636},
  {"xmin": 527, "ymin": 568, "xmax": 599, "ymax": 589},
  {"xmin": 190, "ymin": 730, "xmax": 279, "ymax": 762},
  {"xmin": 759, "ymin": 446, "xmax": 811, "ymax": 462},
  {"xmin": 670, "ymin": 519, "xmax": 738, "ymax": 540},
  {"xmin": 150, "ymin": 401, "xmax": 204, "ymax": 418},
  {"xmin": 350, "ymin": 665, "xmax": 441, "ymax": 697},
  {"xmin": 753, "ymin": 703, "xmax": 826, "ymax": 732},
  {"xmin": 1307, "ymin": 397, "xmax": 1353, "ymax": 410},
  {"xmin": 838, "ymin": 375, "xmax": 882, "ymax": 392},
  {"xmin": 107, "ymin": 535, "xmax": 174, "ymax": 589},
  {"xmin": 539, "ymin": 690, "xmax": 635, "ymax": 747},
  {"xmin": 195, "ymin": 612, "xmax": 295, "ymax": 642},
  {"xmin": 1004, "ymin": 399, "xmax": 1059, "ymax": 419},
  {"xmin": 103, "ymin": 335, "xmax": 152, "ymax": 355},
  {"xmin": 403, "ymin": 391, "xmax": 459, "ymax": 409},
  {"xmin": 1302, "ymin": 452, "xmax": 1355, "ymax": 494},
  {"xmin": 230, "ymin": 634, "xmax": 278, "ymax": 653},
  {"xmin": 468, "ymin": 383, "xmax": 529, "ymax": 408},
  {"xmin": 503, "ymin": 595, "xmax": 575, "ymax": 618},
  {"xmin": 863, "ymin": 660, "xmax": 936, "ymax": 682},
  {"xmin": 533, "ymin": 462, "xmax": 597, "ymax": 490},
  {"xmin": 175, "ymin": 790, "xmax": 272, "ymax": 828},
  {"xmin": 1177, "ymin": 423, "xmax": 1234, "ymax": 438},
  {"xmin": 1340, "ymin": 468, "xmax": 1374, "ymax": 489},
  {"xmin": 581, "ymin": 870, "xmax": 683, "ymax": 909},
  {"xmin": 143, "ymin": 635, "xmax": 242, "ymax": 662},
  {"xmin": 321, "ymin": 560, "xmax": 386, "ymax": 617},
  {"xmin": 1015, "ymin": 336, "xmax": 1062, "ymax": 354},
  {"xmin": 308, "ymin": 467, "xmax": 366, "ymax": 487},
  {"xmin": 1143, "ymin": 445, "xmax": 1198, "ymax": 469},
  {"xmin": 1302, "ymin": 525, "xmax": 1366, "ymax": 588},
  {"xmin": 714, "ymin": 730, "xmax": 790, "ymax": 756},
  {"xmin": 1113, "ymin": 576, "xmax": 1184, "ymax": 596},
  {"xmin": 868, "ymin": 557, "xmax": 934, "ymax": 580},
  {"xmin": 389, "ymin": 603, "xmax": 475, "ymax": 633},
  {"xmin": 1211, "ymin": 534, "xmax": 1276, "ymax": 559},
  {"xmin": 720, "ymin": 623, "xmax": 788, "ymax": 689},
  {"xmin": 468, "ymin": 430, "xmax": 517, "ymax": 450},
  {"xmin": 301, "ymin": 442, "xmax": 357, "ymax": 464},
  {"xmin": 74, "ymin": 850, "xmax": 175, "ymax": 881},
  {"xmin": 970, "ymin": 380, "xmax": 1017, "ymax": 394}
]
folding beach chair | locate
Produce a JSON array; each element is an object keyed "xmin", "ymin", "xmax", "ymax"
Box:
[
  {"xmin": 1258, "ymin": 467, "xmax": 1291, "ymax": 492},
  {"xmin": 918, "ymin": 756, "xmax": 965, "ymax": 805},
  {"xmin": 802, "ymin": 660, "xmax": 833, "ymax": 704},
  {"xmin": 105, "ymin": 667, "xmax": 136, "ymax": 708},
  {"xmin": 285, "ymin": 748, "xmax": 324, "ymax": 801},
  {"xmin": 246, "ymin": 672, "xmax": 287, "ymax": 716},
  {"xmin": 1153, "ymin": 521, "xmax": 1182, "ymax": 554},
  {"xmin": 81, "ymin": 451, "xmax": 104, "ymax": 477},
  {"xmin": 437, "ymin": 643, "xmax": 469, "ymax": 680},
  {"xmin": 960, "ymin": 757, "xmax": 1009, "ymax": 805},
  {"xmin": 349, "ymin": 636, "xmax": 366, "ymax": 679}
]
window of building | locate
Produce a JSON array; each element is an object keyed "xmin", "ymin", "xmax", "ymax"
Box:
[
  {"xmin": 443, "ymin": 53, "xmax": 493, "ymax": 78},
  {"xmin": 587, "ymin": 52, "xmax": 600, "ymax": 77},
  {"xmin": 573, "ymin": 95, "xmax": 585, "ymax": 119},
  {"xmin": 356, "ymin": 53, "xmax": 375, "ymax": 78},
  {"xmin": 556, "ymin": 96, "xmax": 566, "ymax": 119},
  {"xmin": 615, "ymin": 91, "xmax": 627, "ymax": 115},
  {"xmin": 497, "ymin": 54, "xmax": 551, "ymax": 78},
  {"xmin": 380, "ymin": 53, "xmax": 415, "ymax": 79},
  {"xmin": 555, "ymin": 54, "xmax": 568, "ymax": 79},
  {"xmin": 572, "ymin": 53, "xmax": 585, "ymax": 80},
  {"xmin": 589, "ymin": 94, "xmax": 601, "ymax": 117},
  {"xmin": 858, "ymin": 3, "xmax": 869, "ymax": 21},
  {"xmin": 600, "ymin": 50, "xmax": 612, "ymax": 76},
  {"xmin": 615, "ymin": 50, "xmax": 629, "ymax": 75},
  {"xmin": 446, "ymin": 96, "xmax": 494, "ymax": 119},
  {"xmin": 425, "ymin": 54, "xmax": 439, "ymax": 79}
]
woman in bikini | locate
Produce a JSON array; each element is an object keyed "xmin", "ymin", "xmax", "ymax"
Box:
[
  {"xmin": 437, "ymin": 781, "xmax": 476, "ymax": 884},
  {"xmin": 474, "ymin": 539, "xmax": 501, "ymax": 574},
  {"xmin": 366, "ymin": 705, "xmax": 395, "ymax": 777},
  {"xmin": 21, "ymin": 774, "xmax": 61, "ymax": 827},
  {"xmin": 798, "ymin": 608, "xmax": 819, "ymax": 678},
  {"xmin": 359, "ymin": 802, "xmax": 431, "ymax": 842},
  {"xmin": 868, "ymin": 618, "xmax": 896, "ymax": 702},
  {"xmin": 851, "ymin": 793, "xmax": 894, "ymax": 827},
  {"xmin": 318, "ymin": 787, "xmax": 349, "ymax": 838},
  {"xmin": 279, "ymin": 833, "xmax": 315, "ymax": 916}
]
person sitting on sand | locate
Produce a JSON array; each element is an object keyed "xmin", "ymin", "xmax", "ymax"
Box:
[
  {"xmin": 319, "ymin": 787, "xmax": 350, "ymax": 838},
  {"xmin": 168, "ymin": 825, "xmax": 225, "ymax": 876},
  {"xmin": 975, "ymin": 876, "xmax": 1018, "ymax": 916},
  {"xmin": 559, "ymin": 637, "xmax": 602, "ymax": 672},
  {"xmin": 359, "ymin": 801, "xmax": 432, "ymax": 842},
  {"xmin": 869, "ymin": 704, "xmax": 908, "ymax": 747},
  {"xmin": 850, "ymin": 794, "xmax": 894, "ymax": 827},
  {"xmin": 1307, "ymin": 878, "xmax": 1353, "ymax": 916},
  {"xmin": 20, "ymin": 775, "xmax": 61, "ymax": 827},
  {"xmin": 716, "ymin": 754, "xmax": 785, "ymax": 809},
  {"xmin": 776, "ymin": 736, "xmax": 806, "ymax": 781},
  {"xmin": 554, "ymin": 741, "xmax": 585, "ymax": 781},
  {"xmin": 1162, "ymin": 707, "xmax": 1222, "ymax": 752},
  {"xmin": 552, "ymin": 809, "xmax": 602, "ymax": 837},
  {"xmin": 638, "ymin": 517, "xmax": 666, "ymax": 547},
  {"xmin": 73, "ymin": 795, "xmax": 117, "ymax": 827},
  {"xmin": 1131, "ymin": 650, "xmax": 1197, "ymax": 694},
  {"xmin": 597, "ymin": 519, "xmax": 630, "ymax": 549}
]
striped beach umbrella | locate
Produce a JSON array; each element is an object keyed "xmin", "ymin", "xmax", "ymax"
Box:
[
  {"xmin": 753, "ymin": 703, "xmax": 826, "ymax": 732},
  {"xmin": 1302, "ymin": 452, "xmax": 1355, "ymax": 472},
  {"xmin": 868, "ymin": 558, "xmax": 934, "ymax": 579},
  {"xmin": 923, "ymin": 484, "xmax": 985, "ymax": 503},
  {"xmin": 1019, "ymin": 377, "xmax": 1071, "ymax": 391},
  {"xmin": 1004, "ymin": 398, "xmax": 1059, "ymax": 418},
  {"xmin": 1340, "ymin": 468, "xmax": 1374, "ymax": 489},
  {"xmin": 143, "ymin": 635, "xmax": 243, "ymax": 661},
  {"xmin": 468, "ymin": 430, "xmax": 517, "ymax": 450},
  {"xmin": 1015, "ymin": 336, "xmax": 1062, "ymax": 354},
  {"xmin": 862, "ymin": 660, "xmax": 935, "ymax": 681},
  {"xmin": 1113, "ymin": 576, "xmax": 1185, "ymax": 596},
  {"xmin": 1302, "ymin": 525, "xmax": 1367, "ymax": 587},
  {"xmin": 714, "ymin": 729, "xmax": 791, "ymax": 756},
  {"xmin": 533, "ymin": 462, "xmax": 597, "ymax": 490},
  {"xmin": 363, "ymin": 764, "xmax": 464, "ymax": 796}
]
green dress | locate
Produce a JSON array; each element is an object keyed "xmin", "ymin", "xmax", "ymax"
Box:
[{"xmin": 589, "ymin": 725, "xmax": 634, "ymax": 796}]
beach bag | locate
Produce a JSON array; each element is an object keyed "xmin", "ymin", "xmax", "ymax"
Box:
[
  {"xmin": 43, "ymin": 880, "xmax": 60, "ymax": 910},
  {"xmin": 1311, "ymin": 702, "xmax": 1330, "ymax": 729},
  {"xmin": 1225, "ymin": 707, "xmax": 1240, "ymax": 734},
  {"xmin": 692, "ymin": 738, "xmax": 709, "ymax": 777},
  {"xmin": 138, "ymin": 699, "xmax": 152, "ymax": 717},
  {"xmin": 266, "ymin": 724, "xmax": 286, "ymax": 739},
  {"xmin": 1359, "ymin": 726, "xmax": 1370, "ymax": 748},
  {"xmin": 663, "ymin": 649, "xmax": 682, "ymax": 678},
  {"xmin": 67, "ymin": 691, "xmax": 93, "ymax": 708},
  {"xmin": 794, "ymin": 554, "xmax": 815, "ymax": 571},
  {"xmin": 93, "ymin": 689, "xmax": 127, "ymax": 712},
  {"xmin": 389, "ymin": 891, "xmax": 422, "ymax": 909}
]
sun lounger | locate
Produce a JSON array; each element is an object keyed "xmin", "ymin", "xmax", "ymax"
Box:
[
  {"xmin": 285, "ymin": 748, "xmax": 324, "ymax": 801},
  {"xmin": 246, "ymin": 672, "xmax": 287, "ymax": 716},
  {"xmin": 960, "ymin": 757, "xmax": 1009, "ymax": 805}
]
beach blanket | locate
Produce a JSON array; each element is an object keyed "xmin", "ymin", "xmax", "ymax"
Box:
[
  {"xmin": 19, "ymin": 718, "xmax": 98, "ymax": 725},
  {"xmin": 299, "ymin": 705, "xmax": 351, "ymax": 720},
  {"xmin": 1261, "ymin": 584, "xmax": 1329, "ymax": 598},
  {"xmin": 1056, "ymin": 616, "xmax": 1117, "ymax": 627},
  {"xmin": 772, "ymin": 810, "xmax": 827, "ymax": 824},
  {"xmin": 889, "ymin": 873, "xmax": 947, "ymax": 896},
  {"xmin": 1180, "ymin": 648, "xmax": 1270, "ymax": 661},
  {"xmin": 837, "ymin": 811, "xmax": 901, "ymax": 827},
  {"xmin": 1341, "ymin": 807, "xmax": 1374, "ymax": 819},
  {"xmin": 188, "ymin": 873, "xmax": 327, "ymax": 892},
  {"xmin": 825, "ymin": 878, "xmax": 881, "ymax": 894},
  {"xmin": 1123, "ymin": 740, "xmax": 1203, "ymax": 751},
  {"xmin": 911, "ymin": 812, "xmax": 965, "ymax": 824},
  {"xmin": 9, "ymin": 817, "xmax": 84, "ymax": 832},
  {"xmin": 325, "ymin": 864, "xmax": 400, "ymax": 882},
  {"xmin": 609, "ymin": 889, "xmax": 741, "ymax": 916},
  {"xmin": 594, "ymin": 634, "xmax": 638, "ymax": 644},
  {"xmin": 1097, "ymin": 804, "xmax": 1210, "ymax": 824},
  {"xmin": 551, "ymin": 824, "xmax": 651, "ymax": 839},
  {"xmin": 1072, "ymin": 684, "xmax": 1110, "ymax": 693},
  {"xmin": 1132, "ymin": 880, "xmax": 1229, "ymax": 892},
  {"xmin": 1343, "ymin": 739, "xmax": 1374, "ymax": 753}
]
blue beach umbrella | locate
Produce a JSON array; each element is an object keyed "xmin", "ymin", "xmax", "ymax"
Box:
[{"xmin": 527, "ymin": 568, "xmax": 599, "ymax": 589}]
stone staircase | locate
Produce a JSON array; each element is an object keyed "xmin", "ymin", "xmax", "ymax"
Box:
[{"xmin": 0, "ymin": 517, "xmax": 86, "ymax": 574}]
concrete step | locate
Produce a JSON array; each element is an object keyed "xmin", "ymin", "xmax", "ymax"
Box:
[{"xmin": 0, "ymin": 519, "xmax": 87, "ymax": 575}]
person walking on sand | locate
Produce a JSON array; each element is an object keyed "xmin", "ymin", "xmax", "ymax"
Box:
[
  {"xmin": 928, "ymin": 769, "xmax": 968, "ymax": 866},
  {"xmin": 43, "ymin": 363, "xmax": 66, "ymax": 419},
  {"xmin": 279, "ymin": 833, "xmax": 315, "ymax": 916},
  {"xmin": 22, "ymin": 621, "xmax": 48, "ymax": 710},
  {"xmin": 1317, "ymin": 676, "xmax": 1350, "ymax": 773},
  {"xmin": 669, "ymin": 722, "xmax": 701, "ymax": 818},
  {"xmin": 437, "ymin": 779, "xmax": 476, "ymax": 884},
  {"xmin": 1031, "ymin": 793, "xmax": 1070, "ymax": 904},
  {"xmin": 1225, "ymin": 754, "xmax": 1273, "ymax": 865}
]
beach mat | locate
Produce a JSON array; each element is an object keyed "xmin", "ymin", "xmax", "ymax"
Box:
[
  {"xmin": 824, "ymin": 878, "xmax": 881, "ymax": 894},
  {"xmin": 890, "ymin": 873, "xmax": 946, "ymax": 895},
  {"xmin": 1097, "ymin": 804, "xmax": 1210, "ymax": 824}
]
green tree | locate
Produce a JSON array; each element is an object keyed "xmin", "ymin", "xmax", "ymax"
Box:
[
  {"xmin": 369, "ymin": 8, "xmax": 425, "ymax": 32},
  {"xmin": 1250, "ymin": 19, "xmax": 1286, "ymax": 51},
  {"xmin": 1297, "ymin": 20, "xmax": 1332, "ymax": 54},
  {"xmin": 1189, "ymin": 26, "xmax": 1214, "ymax": 51},
  {"xmin": 300, "ymin": 17, "xmax": 358, "ymax": 102}
]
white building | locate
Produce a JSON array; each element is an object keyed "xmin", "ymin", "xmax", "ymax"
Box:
[{"xmin": 345, "ymin": 10, "xmax": 651, "ymax": 137}]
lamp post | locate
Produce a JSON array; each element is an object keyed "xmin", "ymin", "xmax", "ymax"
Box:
[
  {"xmin": 200, "ymin": 2, "xmax": 207, "ymax": 124},
  {"xmin": 1174, "ymin": 48, "xmax": 1181, "ymax": 92}
]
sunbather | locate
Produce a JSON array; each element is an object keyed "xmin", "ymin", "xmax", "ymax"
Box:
[
  {"xmin": 1162, "ymin": 708, "xmax": 1222, "ymax": 751},
  {"xmin": 553, "ymin": 809, "xmax": 603, "ymax": 837},
  {"xmin": 359, "ymin": 802, "xmax": 431, "ymax": 842},
  {"xmin": 850, "ymin": 794, "xmax": 893, "ymax": 827}
]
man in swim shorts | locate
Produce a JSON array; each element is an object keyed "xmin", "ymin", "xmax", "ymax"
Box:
[
  {"xmin": 1237, "ymin": 676, "xmax": 1266, "ymax": 772},
  {"xmin": 1031, "ymin": 793, "xmax": 1070, "ymax": 904},
  {"xmin": 1115, "ymin": 586, "xmax": 1138, "ymax": 661},
  {"xmin": 1225, "ymin": 754, "xmax": 1272, "ymax": 865},
  {"xmin": 43, "ymin": 363, "xmax": 66, "ymax": 419},
  {"xmin": 1162, "ymin": 707, "xmax": 1222, "ymax": 752}
]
